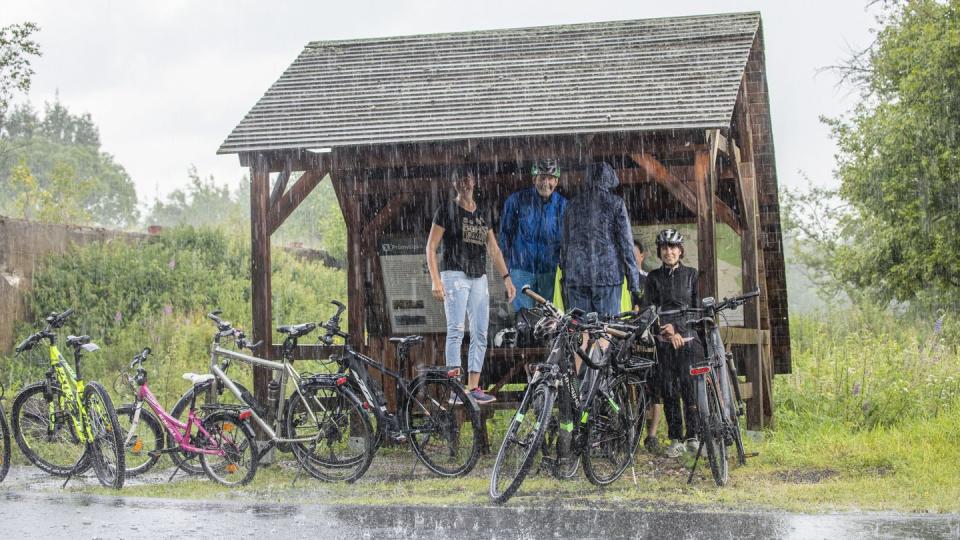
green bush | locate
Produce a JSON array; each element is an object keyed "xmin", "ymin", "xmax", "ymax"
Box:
[
  {"xmin": 1, "ymin": 226, "xmax": 346, "ymax": 405},
  {"xmin": 777, "ymin": 305, "xmax": 960, "ymax": 432}
]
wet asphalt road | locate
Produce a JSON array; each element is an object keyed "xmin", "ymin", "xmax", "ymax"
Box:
[{"xmin": 1, "ymin": 488, "xmax": 959, "ymax": 539}]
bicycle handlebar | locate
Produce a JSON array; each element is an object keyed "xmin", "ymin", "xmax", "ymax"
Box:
[
  {"xmin": 520, "ymin": 285, "xmax": 547, "ymax": 305},
  {"xmin": 129, "ymin": 347, "xmax": 152, "ymax": 369},
  {"xmin": 15, "ymin": 308, "xmax": 74, "ymax": 354}
]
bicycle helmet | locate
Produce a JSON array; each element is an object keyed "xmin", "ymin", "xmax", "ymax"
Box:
[
  {"xmin": 655, "ymin": 228, "xmax": 684, "ymax": 246},
  {"xmin": 531, "ymin": 159, "xmax": 561, "ymax": 178}
]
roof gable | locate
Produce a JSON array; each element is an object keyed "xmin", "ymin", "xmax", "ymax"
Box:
[{"xmin": 219, "ymin": 12, "xmax": 760, "ymax": 154}]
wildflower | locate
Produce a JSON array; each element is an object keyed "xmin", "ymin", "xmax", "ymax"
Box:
[
  {"xmin": 114, "ymin": 311, "xmax": 122, "ymax": 322},
  {"xmin": 852, "ymin": 382, "xmax": 861, "ymax": 395}
]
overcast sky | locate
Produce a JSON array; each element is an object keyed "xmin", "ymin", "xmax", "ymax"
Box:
[{"xmin": 3, "ymin": 1, "xmax": 877, "ymax": 209}]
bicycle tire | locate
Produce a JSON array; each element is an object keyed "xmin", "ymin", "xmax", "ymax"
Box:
[
  {"xmin": 83, "ymin": 382, "xmax": 125, "ymax": 489},
  {"xmin": 583, "ymin": 377, "xmax": 637, "ymax": 486},
  {"xmin": 116, "ymin": 404, "xmax": 164, "ymax": 477},
  {"xmin": 724, "ymin": 362, "xmax": 747, "ymax": 466},
  {"xmin": 11, "ymin": 382, "xmax": 89, "ymax": 476},
  {"xmin": 701, "ymin": 375, "xmax": 729, "ymax": 486},
  {"xmin": 0, "ymin": 405, "xmax": 10, "ymax": 482},
  {"xmin": 610, "ymin": 372, "xmax": 647, "ymax": 456},
  {"xmin": 404, "ymin": 376, "xmax": 481, "ymax": 477},
  {"xmin": 284, "ymin": 382, "xmax": 374, "ymax": 483},
  {"xmin": 169, "ymin": 380, "xmax": 251, "ymax": 474},
  {"xmin": 199, "ymin": 410, "xmax": 259, "ymax": 486},
  {"xmin": 489, "ymin": 383, "xmax": 555, "ymax": 504}
]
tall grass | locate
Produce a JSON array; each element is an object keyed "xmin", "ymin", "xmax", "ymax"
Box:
[{"xmin": 777, "ymin": 305, "xmax": 960, "ymax": 432}]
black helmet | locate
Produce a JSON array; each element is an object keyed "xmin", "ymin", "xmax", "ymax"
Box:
[
  {"xmin": 531, "ymin": 159, "xmax": 561, "ymax": 178},
  {"xmin": 655, "ymin": 228, "xmax": 684, "ymax": 246}
]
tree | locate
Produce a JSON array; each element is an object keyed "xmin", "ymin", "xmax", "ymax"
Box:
[
  {"xmin": 0, "ymin": 99, "xmax": 139, "ymax": 227},
  {"xmin": 793, "ymin": 0, "xmax": 960, "ymax": 305},
  {"xmin": 145, "ymin": 166, "xmax": 246, "ymax": 229},
  {"xmin": 0, "ymin": 22, "xmax": 40, "ymax": 122}
]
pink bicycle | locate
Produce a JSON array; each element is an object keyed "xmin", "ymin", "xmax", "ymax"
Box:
[{"xmin": 115, "ymin": 347, "xmax": 259, "ymax": 486}]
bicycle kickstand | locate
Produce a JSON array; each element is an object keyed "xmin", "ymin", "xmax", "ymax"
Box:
[
  {"xmin": 60, "ymin": 471, "xmax": 74, "ymax": 489},
  {"xmin": 687, "ymin": 440, "xmax": 705, "ymax": 484}
]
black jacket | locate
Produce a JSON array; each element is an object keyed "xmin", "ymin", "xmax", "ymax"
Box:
[{"xmin": 642, "ymin": 262, "xmax": 699, "ymax": 338}]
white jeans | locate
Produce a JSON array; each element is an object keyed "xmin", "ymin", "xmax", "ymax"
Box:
[{"xmin": 441, "ymin": 271, "xmax": 489, "ymax": 373}]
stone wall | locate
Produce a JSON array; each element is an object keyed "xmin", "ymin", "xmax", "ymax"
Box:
[{"xmin": 0, "ymin": 216, "xmax": 145, "ymax": 353}]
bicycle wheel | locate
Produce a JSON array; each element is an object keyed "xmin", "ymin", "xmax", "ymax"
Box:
[
  {"xmin": 701, "ymin": 375, "xmax": 729, "ymax": 487},
  {"xmin": 611, "ymin": 373, "xmax": 647, "ymax": 456},
  {"xmin": 116, "ymin": 404, "xmax": 164, "ymax": 477},
  {"xmin": 284, "ymin": 382, "xmax": 374, "ymax": 483},
  {"xmin": 724, "ymin": 363, "xmax": 747, "ymax": 466},
  {"xmin": 489, "ymin": 383, "xmax": 555, "ymax": 504},
  {"xmin": 199, "ymin": 410, "xmax": 258, "ymax": 486},
  {"xmin": 11, "ymin": 382, "xmax": 89, "ymax": 476},
  {"xmin": 404, "ymin": 376, "xmax": 481, "ymax": 477},
  {"xmin": 0, "ymin": 405, "xmax": 10, "ymax": 482},
  {"xmin": 582, "ymin": 379, "xmax": 636, "ymax": 486},
  {"xmin": 83, "ymin": 382, "xmax": 125, "ymax": 489},
  {"xmin": 169, "ymin": 380, "xmax": 251, "ymax": 474}
]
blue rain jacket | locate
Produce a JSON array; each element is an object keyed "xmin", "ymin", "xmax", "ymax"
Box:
[
  {"xmin": 498, "ymin": 187, "xmax": 567, "ymax": 274},
  {"xmin": 560, "ymin": 162, "xmax": 641, "ymax": 290}
]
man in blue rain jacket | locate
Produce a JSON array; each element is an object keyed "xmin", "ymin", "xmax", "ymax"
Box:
[
  {"xmin": 499, "ymin": 159, "xmax": 567, "ymax": 311},
  {"xmin": 560, "ymin": 161, "xmax": 641, "ymax": 316}
]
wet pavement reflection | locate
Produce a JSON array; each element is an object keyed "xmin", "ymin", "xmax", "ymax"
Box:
[{"xmin": 1, "ymin": 490, "xmax": 958, "ymax": 539}]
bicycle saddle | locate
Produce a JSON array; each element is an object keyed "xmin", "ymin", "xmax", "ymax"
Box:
[
  {"xmin": 65, "ymin": 335, "xmax": 91, "ymax": 347},
  {"xmin": 277, "ymin": 322, "xmax": 317, "ymax": 338},
  {"xmin": 389, "ymin": 335, "xmax": 424, "ymax": 347},
  {"xmin": 182, "ymin": 372, "xmax": 215, "ymax": 385}
]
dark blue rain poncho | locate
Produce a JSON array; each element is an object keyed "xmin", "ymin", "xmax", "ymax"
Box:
[{"xmin": 559, "ymin": 162, "xmax": 641, "ymax": 291}]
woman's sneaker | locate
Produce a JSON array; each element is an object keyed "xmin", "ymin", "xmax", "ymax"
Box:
[
  {"xmin": 665, "ymin": 439, "xmax": 685, "ymax": 458},
  {"xmin": 469, "ymin": 387, "xmax": 497, "ymax": 404},
  {"xmin": 644, "ymin": 435, "xmax": 660, "ymax": 454}
]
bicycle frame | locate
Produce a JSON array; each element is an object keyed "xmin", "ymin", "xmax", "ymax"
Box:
[
  {"xmin": 209, "ymin": 345, "xmax": 325, "ymax": 445},
  {"xmin": 46, "ymin": 344, "xmax": 94, "ymax": 445},
  {"xmin": 336, "ymin": 344, "xmax": 462, "ymax": 423},
  {"xmin": 124, "ymin": 383, "xmax": 224, "ymax": 457}
]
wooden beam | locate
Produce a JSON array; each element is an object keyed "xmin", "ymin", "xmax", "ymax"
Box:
[
  {"xmin": 249, "ymin": 158, "xmax": 273, "ymax": 404},
  {"xmin": 630, "ymin": 153, "xmax": 698, "ymax": 214},
  {"xmin": 332, "ymin": 176, "xmax": 366, "ymax": 350},
  {"xmin": 268, "ymin": 169, "xmax": 291, "ymax": 212},
  {"xmin": 237, "ymin": 131, "xmax": 702, "ymax": 173},
  {"xmin": 694, "ymin": 147, "xmax": 717, "ymax": 301},
  {"xmin": 269, "ymin": 170, "xmax": 325, "ymax": 235}
]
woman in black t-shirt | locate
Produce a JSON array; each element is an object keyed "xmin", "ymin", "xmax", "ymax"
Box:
[{"xmin": 426, "ymin": 165, "xmax": 516, "ymax": 404}]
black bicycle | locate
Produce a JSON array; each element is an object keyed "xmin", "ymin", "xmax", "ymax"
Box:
[
  {"xmin": 668, "ymin": 289, "xmax": 759, "ymax": 486},
  {"xmin": 320, "ymin": 300, "xmax": 483, "ymax": 477},
  {"xmin": 489, "ymin": 286, "xmax": 636, "ymax": 503},
  {"xmin": 0, "ymin": 382, "xmax": 10, "ymax": 482}
]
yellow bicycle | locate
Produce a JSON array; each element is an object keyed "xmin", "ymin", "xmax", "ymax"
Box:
[{"xmin": 11, "ymin": 309, "xmax": 125, "ymax": 488}]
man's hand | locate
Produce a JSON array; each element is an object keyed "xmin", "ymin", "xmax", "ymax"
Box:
[
  {"xmin": 661, "ymin": 323, "xmax": 676, "ymax": 336},
  {"xmin": 669, "ymin": 333, "xmax": 686, "ymax": 349},
  {"xmin": 504, "ymin": 277, "xmax": 516, "ymax": 303},
  {"xmin": 432, "ymin": 280, "xmax": 445, "ymax": 301}
]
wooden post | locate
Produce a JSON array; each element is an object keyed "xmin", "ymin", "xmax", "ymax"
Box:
[
  {"xmin": 738, "ymin": 159, "xmax": 768, "ymax": 429},
  {"xmin": 694, "ymin": 148, "xmax": 717, "ymax": 301},
  {"xmin": 250, "ymin": 157, "xmax": 273, "ymax": 402}
]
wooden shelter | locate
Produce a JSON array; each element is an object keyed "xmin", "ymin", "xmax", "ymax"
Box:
[{"xmin": 219, "ymin": 12, "xmax": 789, "ymax": 428}]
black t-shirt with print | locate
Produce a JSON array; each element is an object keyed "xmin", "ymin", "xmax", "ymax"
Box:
[{"xmin": 432, "ymin": 200, "xmax": 490, "ymax": 278}]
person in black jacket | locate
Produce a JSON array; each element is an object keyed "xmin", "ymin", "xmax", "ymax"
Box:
[{"xmin": 642, "ymin": 228, "xmax": 703, "ymax": 458}]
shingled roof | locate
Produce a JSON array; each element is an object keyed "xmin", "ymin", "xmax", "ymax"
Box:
[{"xmin": 218, "ymin": 12, "xmax": 761, "ymax": 154}]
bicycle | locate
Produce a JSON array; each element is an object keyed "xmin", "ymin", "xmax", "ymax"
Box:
[
  {"xmin": 174, "ymin": 311, "xmax": 375, "ymax": 483},
  {"xmin": 668, "ymin": 289, "xmax": 759, "ymax": 486},
  {"xmin": 0, "ymin": 382, "xmax": 10, "ymax": 482},
  {"xmin": 489, "ymin": 286, "xmax": 636, "ymax": 503},
  {"xmin": 115, "ymin": 347, "xmax": 259, "ymax": 486},
  {"xmin": 10, "ymin": 309, "xmax": 125, "ymax": 489},
  {"xmin": 320, "ymin": 300, "xmax": 482, "ymax": 477}
]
